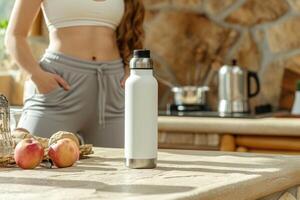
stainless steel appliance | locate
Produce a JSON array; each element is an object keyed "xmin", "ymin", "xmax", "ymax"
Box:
[{"xmin": 218, "ymin": 61, "xmax": 260, "ymax": 114}]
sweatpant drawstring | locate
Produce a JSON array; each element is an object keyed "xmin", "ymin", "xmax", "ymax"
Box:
[{"xmin": 97, "ymin": 65, "xmax": 107, "ymax": 127}]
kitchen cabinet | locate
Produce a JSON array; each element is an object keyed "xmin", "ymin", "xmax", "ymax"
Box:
[
  {"xmin": 158, "ymin": 131, "xmax": 220, "ymax": 151},
  {"xmin": 158, "ymin": 116, "xmax": 300, "ymax": 154}
]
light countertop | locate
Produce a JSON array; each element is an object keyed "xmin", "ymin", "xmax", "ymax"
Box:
[
  {"xmin": 2, "ymin": 147, "xmax": 300, "ymax": 200},
  {"xmin": 158, "ymin": 116, "xmax": 300, "ymax": 136}
]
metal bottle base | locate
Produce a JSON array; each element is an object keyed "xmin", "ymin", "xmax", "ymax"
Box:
[{"xmin": 125, "ymin": 158, "xmax": 157, "ymax": 169}]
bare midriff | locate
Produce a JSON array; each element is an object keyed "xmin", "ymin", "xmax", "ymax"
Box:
[{"xmin": 47, "ymin": 26, "xmax": 121, "ymax": 62}]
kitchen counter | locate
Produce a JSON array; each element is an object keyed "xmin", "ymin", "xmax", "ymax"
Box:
[
  {"xmin": 2, "ymin": 147, "xmax": 300, "ymax": 200},
  {"xmin": 158, "ymin": 116, "xmax": 300, "ymax": 136}
]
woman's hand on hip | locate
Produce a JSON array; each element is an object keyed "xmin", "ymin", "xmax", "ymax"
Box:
[{"xmin": 31, "ymin": 69, "xmax": 70, "ymax": 94}]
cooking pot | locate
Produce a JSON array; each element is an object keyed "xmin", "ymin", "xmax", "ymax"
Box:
[{"xmin": 171, "ymin": 86, "xmax": 209, "ymax": 105}]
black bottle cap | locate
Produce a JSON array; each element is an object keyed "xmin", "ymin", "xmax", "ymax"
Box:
[{"xmin": 133, "ymin": 49, "xmax": 151, "ymax": 58}]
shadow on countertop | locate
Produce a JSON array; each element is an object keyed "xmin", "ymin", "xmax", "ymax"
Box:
[{"xmin": 0, "ymin": 176, "xmax": 195, "ymax": 195}]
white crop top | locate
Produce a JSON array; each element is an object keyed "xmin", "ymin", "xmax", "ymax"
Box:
[{"xmin": 41, "ymin": 0, "xmax": 125, "ymax": 31}]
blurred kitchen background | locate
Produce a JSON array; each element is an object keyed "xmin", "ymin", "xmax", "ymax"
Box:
[
  {"xmin": 1, "ymin": 0, "xmax": 300, "ymax": 109},
  {"xmin": 1, "ymin": 0, "xmax": 300, "ymax": 152}
]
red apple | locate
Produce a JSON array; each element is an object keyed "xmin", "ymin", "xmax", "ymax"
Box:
[
  {"xmin": 48, "ymin": 138, "xmax": 79, "ymax": 168},
  {"xmin": 14, "ymin": 138, "xmax": 44, "ymax": 169}
]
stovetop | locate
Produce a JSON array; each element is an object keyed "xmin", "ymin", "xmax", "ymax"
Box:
[
  {"xmin": 159, "ymin": 110, "xmax": 290, "ymax": 119},
  {"xmin": 159, "ymin": 103, "xmax": 289, "ymax": 118}
]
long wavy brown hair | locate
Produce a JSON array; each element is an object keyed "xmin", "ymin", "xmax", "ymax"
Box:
[{"xmin": 116, "ymin": 0, "xmax": 145, "ymax": 68}]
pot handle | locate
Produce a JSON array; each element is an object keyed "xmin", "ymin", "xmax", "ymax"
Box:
[{"xmin": 247, "ymin": 71, "xmax": 260, "ymax": 98}]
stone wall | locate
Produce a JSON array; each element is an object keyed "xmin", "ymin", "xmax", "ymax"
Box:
[{"xmin": 143, "ymin": 0, "xmax": 300, "ymax": 110}]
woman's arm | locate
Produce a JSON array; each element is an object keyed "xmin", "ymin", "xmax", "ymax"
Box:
[
  {"xmin": 4, "ymin": 0, "xmax": 70, "ymax": 93},
  {"xmin": 5, "ymin": 0, "xmax": 42, "ymax": 76}
]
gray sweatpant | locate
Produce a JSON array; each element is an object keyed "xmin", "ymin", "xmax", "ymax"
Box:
[{"xmin": 18, "ymin": 51, "xmax": 125, "ymax": 148}]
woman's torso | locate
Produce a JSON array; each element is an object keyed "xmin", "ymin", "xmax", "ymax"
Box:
[
  {"xmin": 41, "ymin": 0, "xmax": 125, "ymax": 62},
  {"xmin": 48, "ymin": 27, "xmax": 121, "ymax": 61}
]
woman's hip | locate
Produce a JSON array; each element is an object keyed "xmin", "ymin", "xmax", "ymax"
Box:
[{"xmin": 23, "ymin": 50, "xmax": 125, "ymax": 118}]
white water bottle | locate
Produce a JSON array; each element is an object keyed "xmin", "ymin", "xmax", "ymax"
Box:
[{"xmin": 125, "ymin": 49, "xmax": 158, "ymax": 169}]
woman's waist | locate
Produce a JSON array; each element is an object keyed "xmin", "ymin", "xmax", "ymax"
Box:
[
  {"xmin": 47, "ymin": 43, "xmax": 121, "ymax": 62},
  {"xmin": 48, "ymin": 31, "xmax": 121, "ymax": 61},
  {"xmin": 40, "ymin": 50, "xmax": 124, "ymax": 75}
]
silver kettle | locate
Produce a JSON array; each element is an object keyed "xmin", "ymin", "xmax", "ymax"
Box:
[{"xmin": 218, "ymin": 60, "xmax": 260, "ymax": 114}]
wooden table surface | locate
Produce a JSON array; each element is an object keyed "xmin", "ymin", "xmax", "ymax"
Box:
[{"xmin": 1, "ymin": 148, "xmax": 300, "ymax": 200}]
